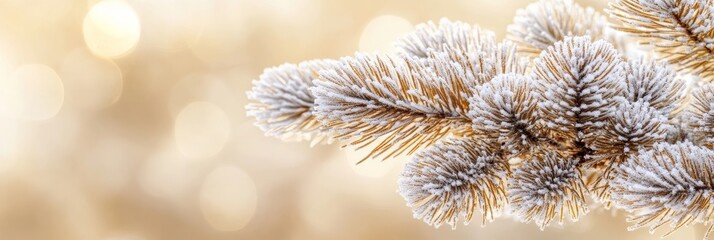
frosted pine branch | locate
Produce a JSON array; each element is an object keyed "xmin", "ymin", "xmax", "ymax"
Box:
[
  {"xmin": 531, "ymin": 36, "xmax": 625, "ymax": 147},
  {"xmin": 246, "ymin": 60, "xmax": 336, "ymax": 142},
  {"xmin": 587, "ymin": 99, "xmax": 669, "ymax": 200},
  {"xmin": 467, "ymin": 73, "xmax": 541, "ymax": 157},
  {"xmin": 685, "ymin": 83, "xmax": 714, "ymax": 148},
  {"xmin": 623, "ymin": 57, "xmax": 685, "ymax": 116},
  {"xmin": 313, "ymin": 38, "xmax": 526, "ymax": 160},
  {"xmin": 610, "ymin": 142, "xmax": 714, "ymax": 238},
  {"xmin": 508, "ymin": 150, "xmax": 588, "ymax": 229},
  {"xmin": 245, "ymin": 0, "xmax": 714, "ymax": 237},
  {"xmin": 398, "ymin": 137, "xmax": 508, "ymax": 229},
  {"xmin": 507, "ymin": 0, "xmax": 610, "ymax": 55},
  {"xmin": 397, "ymin": 18, "xmax": 496, "ymax": 59},
  {"xmin": 312, "ymin": 54, "xmax": 473, "ymax": 160},
  {"xmin": 609, "ymin": 0, "xmax": 714, "ymax": 80},
  {"xmin": 398, "ymin": 20, "xmax": 529, "ymax": 85}
]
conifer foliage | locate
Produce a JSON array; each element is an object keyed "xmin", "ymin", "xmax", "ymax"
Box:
[{"xmin": 246, "ymin": 0, "xmax": 714, "ymax": 238}]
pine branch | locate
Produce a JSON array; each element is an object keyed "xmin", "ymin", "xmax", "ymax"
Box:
[
  {"xmin": 398, "ymin": 137, "xmax": 508, "ymax": 228},
  {"xmin": 685, "ymin": 83, "xmax": 714, "ymax": 148},
  {"xmin": 623, "ymin": 57, "xmax": 685, "ymax": 116},
  {"xmin": 609, "ymin": 0, "xmax": 714, "ymax": 79},
  {"xmin": 532, "ymin": 36, "xmax": 625, "ymax": 148},
  {"xmin": 246, "ymin": 60, "xmax": 336, "ymax": 142},
  {"xmin": 588, "ymin": 99, "xmax": 669, "ymax": 200},
  {"xmin": 313, "ymin": 39, "xmax": 526, "ymax": 161},
  {"xmin": 507, "ymin": 0, "xmax": 611, "ymax": 55},
  {"xmin": 398, "ymin": 19, "xmax": 529, "ymax": 85},
  {"xmin": 508, "ymin": 150, "xmax": 589, "ymax": 229},
  {"xmin": 397, "ymin": 18, "xmax": 496, "ymax": 59},
  {"xmin": 610, "ymin": 142, "xmax": 714, "ymax": 239},
  {"xmin": 245, "ymin": 1, "xmax": 714, "ymax": 237},
  {"xmin": 467, "ymin": 73, "xmax": 542, "ymax": 158},
  {"xmin": 666, "ymin": 112, "xmax": 693, "ymax": 143}
]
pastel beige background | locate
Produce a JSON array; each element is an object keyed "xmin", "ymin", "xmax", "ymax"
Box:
[{"xmin": 0, "ymin": 0, "xmax": 703, "ymax": 239}]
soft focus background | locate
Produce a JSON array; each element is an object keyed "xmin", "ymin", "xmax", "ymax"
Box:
[{"xmin": 0, "ymin": 0, "xmax": 704, "ymax": 239}]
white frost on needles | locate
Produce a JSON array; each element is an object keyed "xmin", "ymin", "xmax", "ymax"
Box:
[
  {"xmin": 590, "ymin": 99, "xmax": 668, "ymax": 166},
  {"xmin": 685, "ymin": 83, "xmax": 714, "ymax": 148},
  {"xmin": 508, "ymin": 150, "xmax": 588, "ymax": 229},
  {"xmin": 245, "ymin": 1, "xmax": 714, "ymax": 237},
  {"xmin": 246, "ymin": 60, "xmax": 336, "ymax": 142},
  {"xmin": 623, "ymin": 58, "xmax": 684, "ymax": 116},
  {"xmin": 396, "ymin": 18, "xmax": 497, "ymax": 59},
  {"xmin": 311, "ymin": 53, "xmax": 474, "ymax": 160},
  {"xmin": 507, "ymin": 0, "xmax": 608, "ymax": 54},
  {"xmin": 311, "ymin": 20, "xmax": 527, "ymax": 160},
  {"xmin": 587, "ymin": 99, "xmax": 669, "ymax": 200},
  {"xmin": 467, "ymin": 73, "xmax": 540, "ymax": 157},
  {"xmin": 609, "ymin": 0, "xmax": 714, "ymax": 79},
  {"xmin": 398, "ymin": 137, "xmax": 508, "ymax": 229},
  {"xmin": 531, "ymin": 36, "xmax": 625, "ymax": 145},
  {"xmin": 610, "ymin": 142, "xmax": 714, "ymax": 238}
]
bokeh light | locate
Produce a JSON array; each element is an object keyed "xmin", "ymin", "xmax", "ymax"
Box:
[
  {"xmin": 60, "ymin": 48, "xmax": 123, "ymax": 110},
  {"xmin": 174, "ymin": 101, "xmax": 231, "ymax": 159},
  {"xmin": 83, "ymin": 0, "xmax": 141, "ymax": 58},
  {"xmin": 358, "ymin": 15, "xmax": 414, "ymax": 53},
  {"xmin": 129, "ymin": 0, "xmax": 208, "ymax": 53},
  {"xmin": 2, "ymin": 64, "xmax": 64, "ymax": 121},
  {"xmin": 185, "ymin": 1, "xmax": 249, "ymax": 68},
  {"xmin": 198, "ymin": 164, "xmax": 257, "ymax": 232}
]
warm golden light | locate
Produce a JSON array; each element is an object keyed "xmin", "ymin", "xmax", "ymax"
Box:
[
  {"xmin": 185, "ymin": 1, "xmax": 248, "ymax": 67},
  {"xmin": 138, "ymin": 141, "xmax": 196, "ymax": 201},
  {"xmin": 345, "ymin": 150, "xmax": 406, "ymax": 178},
  {"xmin": 2, "ymin": 64, "xmax": 64, "ymax": 121},
  {"xmin": 83, "ymin": 0, "xmax": 141, "ymax": 58},
  {"xmin": 0, "ymin": 0, "xmax": 690, "ymax": 239},
  {"xmin": 60, "ymin": 48, "xmax": 123, "ymax": 110},
  {"xmin": 104, "ymin": 233, "xmax": 145, "ymax": 240},
  {"xmin": 174, "ymin": 101, "xmax": 231, "ymax": 159},
  {"xmin": 358, "ymin": 15, "xmax": 414, "ymax": 53},
  {"xmin": 199, "ymin": 164, "xmax": 257, "ymax": 232},
  {"xmin": 0, "ymin": 116, "xmax": 18, "ymax": 172}
]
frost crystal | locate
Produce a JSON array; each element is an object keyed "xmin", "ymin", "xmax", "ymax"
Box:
[
  {"xmin": 509, "ymin": 150, "xmax": 588, "ymax": 229},
  {"xmin": 588, "ymin": 99, "xmax": 669, "ymax": 199},
  {"xmin": 397, "ymin": 18, "xmax": 496, "ymax": 59},
  {"xmin": 685, "ymin": 83, "xmax": 714, "ymax": 148},
  {"xmin": 609, "ymin": 0, "xmax": 714, "ymax": 79},
  {"xmin": 610, "ymin": 142, "xmax": 714, "ymax": 238},
  {"xmin": 246, "ymin": 60, "xmax": 336, "ymax": 141},
  {"xmin": 398, "ymin": 137, "xmax": 508, "ymax": 228},
  {"xmin": 623, "ymin": 58, "xmax": 684, "ymax": 116},
  {"xmin": 312, "ymin": 53, "xmax": 474, "ymax": 160},
  {"xmin": 507, "ymin": 0, "xmax": 609, "ymax": 55},
  {"xmin": 313, "ymin": 30, "xmax": 526, "ymax": 160},
  {"xmin": 467, "ymin": 73, "xmax": 540, "ymax": 157},
  {"xmin": 532, "ymin": 36, "xmax": 625, "ymax": 146}
]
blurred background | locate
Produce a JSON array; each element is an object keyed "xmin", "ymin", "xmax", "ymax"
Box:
[{"xmin": 0, "ymin": 0, "xmax": 704, "ymax": 239}]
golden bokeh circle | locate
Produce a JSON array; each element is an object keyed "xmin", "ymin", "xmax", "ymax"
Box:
[
  {"xmin": 83, "ymin": 0, "xmax": 141, "ymax": 58},
  {"xmin": 3, "ymin": 64, "xmax": 64, "ymax": 121}
]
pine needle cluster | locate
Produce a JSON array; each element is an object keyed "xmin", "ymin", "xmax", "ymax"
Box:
[{"xmin": 246, "ymin": 0, "xmax": 714, "ymax": 237}]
